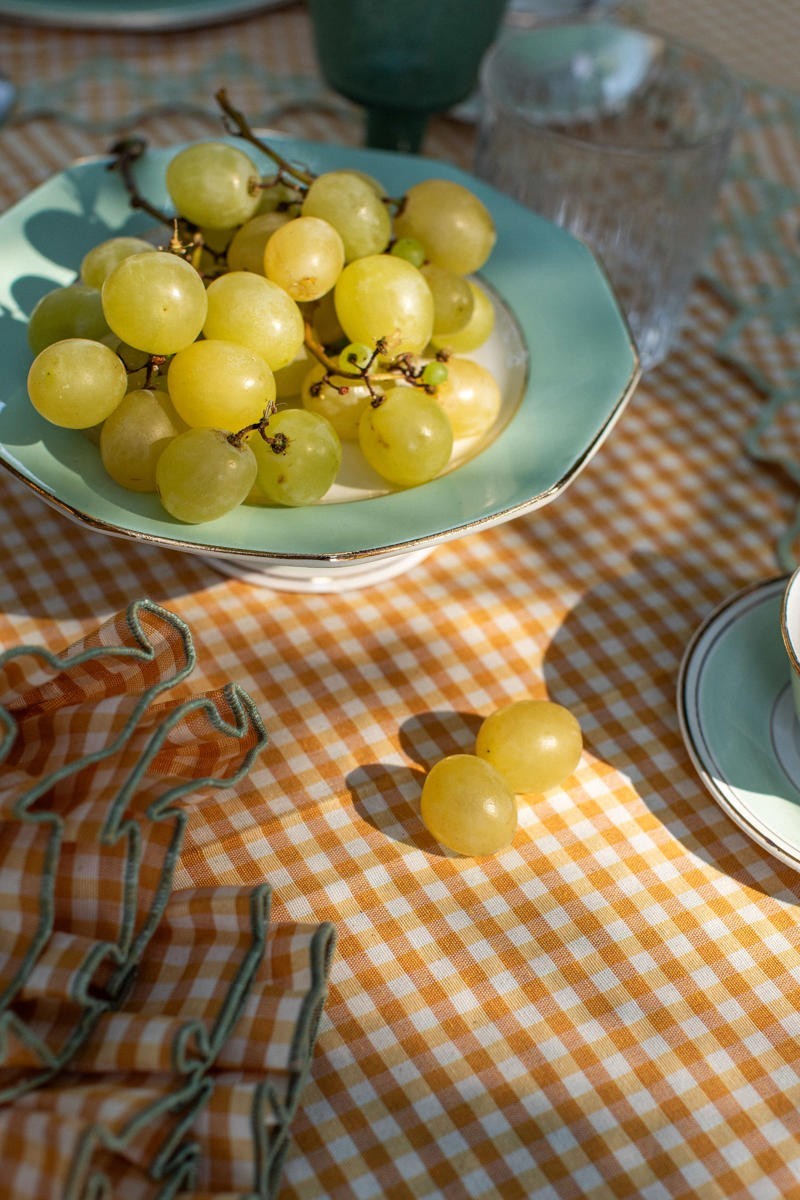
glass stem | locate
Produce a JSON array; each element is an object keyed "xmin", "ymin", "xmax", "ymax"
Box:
[{"xmin": 365, "ymin": 106, "xmax": 429, "ymax": 154}]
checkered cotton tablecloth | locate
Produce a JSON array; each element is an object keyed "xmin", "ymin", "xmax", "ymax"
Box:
[{"xmin": 1, "ymin": 3, "xmax": 800, "ymax": 1198}]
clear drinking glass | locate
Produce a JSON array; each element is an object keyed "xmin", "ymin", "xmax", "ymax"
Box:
[{"xmin": 474, "ymin": 23, "xmax": 742, "ymax": 369}]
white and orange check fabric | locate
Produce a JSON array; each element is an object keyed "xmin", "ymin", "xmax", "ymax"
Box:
[
  {"xmin": 0, "ymin": 601, "xmax": 334, "ymax": 1197},
  {"xmin": 2, "ymin": 3, "xmax": 800, "ymax": 1198}
]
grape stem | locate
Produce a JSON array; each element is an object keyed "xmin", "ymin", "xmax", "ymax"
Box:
[
  {"xmin": 215, "ymin": 88, "xmax": 315, "ymax": 188},
  {"xmin": 107, "ymin": 138, "xmax": 179, "ymax": 231},
  {"xmin": 301, "ymin": 317, "xmax": 441, "ymax": 405}
]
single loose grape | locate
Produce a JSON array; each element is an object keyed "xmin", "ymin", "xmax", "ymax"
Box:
[
  {"xmin": 358, "ymin": 386, "xmax": 453, "ymax": 487},
  {"xmin": 420, "ymin": 754, "xmax": 517, "ymax": 856},
  {"xmin": 432, "ymin": 357, "xmax": 501, "ymax": 439},
  {"xmin": 475, "ymin": 700, "xmax": 583, "ymax": 794},
  {"xmin": 156, "ymin": 427, "xmax": 257, "ymax": 523},
  {"xmin": 338, "ymin": 342, "xmax": 373, "ymax": 372},
  {"xmin": 263, "ymin": 216, "xmax": 345, "ymax": 302},
  {"xmin": 334, "ymin": 254, "xmax": 434, "ymax": 358},
  {"xmin": 166, "ymin": 141, "xmax": 261, "ymax": 228},
  {"xmin": 101, "ymin": 251, "xmax": 208, "ymax": 355},
  {"xmin": 430, "ymin": 280, "xmax": 495, "ymax": 354},
  {"xmin": 28, "ymin": 283, "xmax": 111, "ymax": 355},
  {"xmin": 250, "ymin": 408, "xmax": 342, "ymax": 506},
  {"xmin": 27, "ymin": 338, "xmax": 127, "ymax": 428},
  {"xmin": 394, "ymin": 179, "xmax": 496, "ymax": 275}
]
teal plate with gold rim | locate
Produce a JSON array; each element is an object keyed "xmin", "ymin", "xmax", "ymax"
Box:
[
  {"xmin": 678, "ymin": 575, "xmax": 800, "ymax": 873},
  {"xmin": 0, "ymin": 136, "xmax": 639, "ymax": 570}
]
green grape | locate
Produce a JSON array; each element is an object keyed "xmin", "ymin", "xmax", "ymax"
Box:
[
  {"xmin": 165, "ymin": 140, "xmax": 261, "ymax": 229},
  {"xmin": 338, "ymin": 342, "xmax": 373, "ymax": 372},
  {"xmin": 226, "ymin": 211, "xmax": 289, "ymax": 273},
  {"xmin": 421, "ymin": 360, "xmax": 448, "ymax": 387},
  {"xmin": 420, "ymin": 263, "xmax": 474, "ymax": 335},
  {"xmin": 432, "ymin": 357, "xmax": 501, "ymax": 439},
  {"xmin": 430, "ymin": 280, "xmax": 495, "ymax": 353},
  {"xmin": 203, "ymin": 271, "xmax": 304, "ymax": 371},
  {"xmin": 27, "ymin": 338, "xmax": 127, "ymax": 428},
  {"xmin": 167, "ymin": 338, "xmax": 276, "ymax": 432},
  {"xmin": 301, "ymin": 363, "xmax": 374, "ymax": 441},
  {"xmin": 475, "ymin": 700, "xmax": 583, "ymax": 794},
  {"xmin": 390, "ymin": 237, "xmax": 426, "ymax": 268},
  {"xmin": 420, "ymin": 754, "xmax": 517, "ymax": 857},
  {"xmin": 28, "ymin": 283, "xmax": 111, "ymax": 355},
  {"xmin": 100, "ymin": 388, "xmax": 184, "ymax": 492},
  {"xmin": 358, "ymin": 386, "xmax": 453, "ymax": 487},
  {"xmin": 263, "ymin": 216, "xmax": 345, "ymax": 302},
  {"xmin": 80, "ymin": 236, "xmax": 156, "ymax": 289},
  {"xmin": 101, "ymin": 251, "xmax": 208, "ymax": 354},
  {"xmin": 301, "ymin": 170, "xmax": 391, "ymax": 261},
  {"xmin": 334, "ymin": 254, "xmax": 434, "ymax": 358},
  {"xmin": 250, "ymin": 408, "xmax": 342, "ymax": 506},
  {"xmin": 156, "ymin": 426, "xmax": 257, "ymax": 523},
  {"xmin": 394, "ymin": 179, "xmax": 496, "ymax": 275}
]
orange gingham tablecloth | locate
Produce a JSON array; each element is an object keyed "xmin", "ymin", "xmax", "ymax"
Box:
[{"xmin": 2, "ymin": 3, "xmax": 800, "ymax": 1198}]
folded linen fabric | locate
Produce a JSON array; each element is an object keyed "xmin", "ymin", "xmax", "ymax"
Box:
[{"xmin": 0, "ymin": 599, "xmax": 335, "ymax": 1198}]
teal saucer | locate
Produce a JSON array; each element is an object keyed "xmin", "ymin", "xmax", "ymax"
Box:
[{"xmin": 677, "ymin": 575, "xmax": 800, "ymax": 871}]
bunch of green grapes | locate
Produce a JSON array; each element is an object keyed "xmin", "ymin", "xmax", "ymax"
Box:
[
  {"xmin": 25, "ymin": 121, "xmax": 504, "ymax": 525},
  {"xmin": 420, "ymin": 700, "xmax": 583, "ymax": 857}
]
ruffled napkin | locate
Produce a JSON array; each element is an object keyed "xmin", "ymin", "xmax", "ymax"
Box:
[{"xmin": 0, "ymin": 599, "xmax": 335, "ymax": 1199}]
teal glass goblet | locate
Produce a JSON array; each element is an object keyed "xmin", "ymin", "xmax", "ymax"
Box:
[{"xmin": 307, "ymin": 0, "xmax": 508, "ymax": 153}]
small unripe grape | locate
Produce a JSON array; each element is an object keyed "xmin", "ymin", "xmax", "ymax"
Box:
[
  {"xmin": 421, "ymin": 754, "xmax": 517, "ymax": 856},
  {"xmin": 391, "ymin": 237, "xmax": 426, "ymax": 268},
  {"xmin": 475, "ymin": 700, "xmax": 583, "ymax": 794}
]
